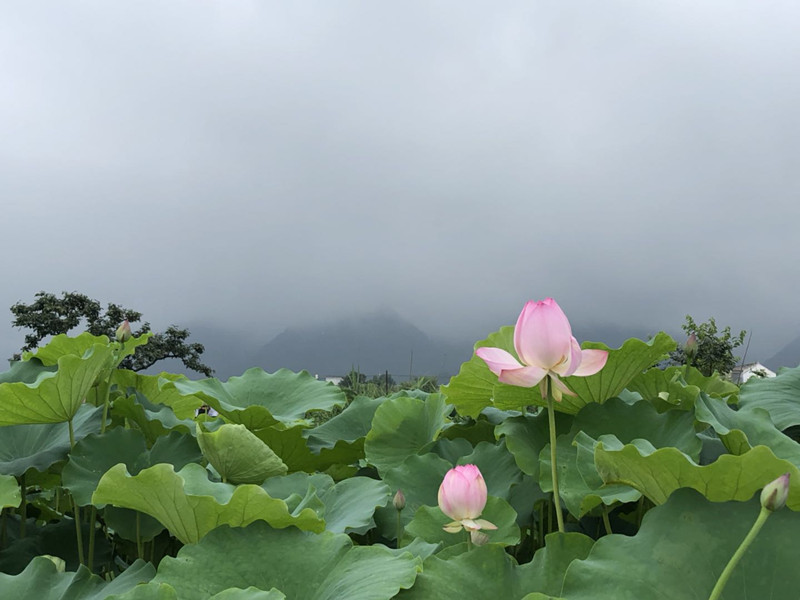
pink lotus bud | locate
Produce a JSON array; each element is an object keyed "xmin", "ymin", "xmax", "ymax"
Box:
[
  {"xmin": 438, "ymin": 465, "xmax": 488, "ymax": 521},
  {"xmin": 115, "ymin": 320, "xmax": 132, "ymax": 343},
  {"xmin": 685, "ymin": 333, "xmax": 698, "ymax": 361},
  {"xmin": 760, "ymin": 473, "xmax": 790, "ymax": 512},
  {"xmin": 393, "ymin": 489, "xmax": 406, "ymax": 512}
]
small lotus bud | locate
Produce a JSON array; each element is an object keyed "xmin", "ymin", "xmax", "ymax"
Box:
[
  {"xmin": 684, "ymin": 333, "xmax": 698, "ymax": 361},
  {"xmin": 115, "ymin": 320, "xmax": 132, "ymax": 343},
  {"xmin": 470, "ymin": 530, "xmax": 490, "ymax": 546},
  {"xmin": 393, "ymin": 489, "xmax": 406, "ymax": 512},
  {"xmin": 760, "ymin": 473, "xmax": 790, "ymax": 512}
]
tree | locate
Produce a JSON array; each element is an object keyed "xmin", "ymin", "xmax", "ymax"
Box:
[
  {"xmin": 10, "ymin": 291, "xmax": 213, "ymax": 376},
  {"xmin": 670, "ymin": 315, "xmax": 746, "ymax": 377}
]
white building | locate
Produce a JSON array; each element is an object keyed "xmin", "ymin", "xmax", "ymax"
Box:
[{"xmin": 730, "ymin": 362, "xmax": 776, "ymax": 384}]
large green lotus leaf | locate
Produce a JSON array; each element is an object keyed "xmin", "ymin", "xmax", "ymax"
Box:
[
  {"xmin": 62, "ymin": 428, "xmax": 148, "ymax": 506},
  {"xmin": 458, "ymin": 440, "xmax": 523, "ymax": 500},
  {"xmin": 112, "ymin": 369, "xmax": 204, "ymax": 419},
  {"xmin": 106, "ymin": 583, "xmax": 179, "ymax": 600},
  {"xmin": 738, "ymin": 364, "xmax": 800, "ymax": 429},
  {"xmin": 152, "ymin": 522, "xmax": 419, "ymax": 599},
  {"xmin": 210, "ymin": 590, "xmax": 286, "ymax": 600},
  {"xmin": 198, "ymin": 423, "xmax": 287, "ymax": 484},
  {"xmin": 252, "ymin": 425, "xmax": 356, "ymax": 472},
  {"xmin": 93, "ymin": 462, "xmax": 325, "ymax": 544},
  {"xmin": 397, "ymin": 543, "xmax": 541, "ymax": 600},
  {"xmin": 527, "ymin": 533, "xmax": 595, "ymax": 598},
  {"xmin": 111, "ymin": 393, "xmax": 196, "ymax": 445},
  {"xmin": 430, "ymin": 437, "xmax": 473, "ymax": 464},
  {"xmin": 0, "ymin": 404, "xmax": 102, "ymax": 476},
  {"xmin": 557, "ymin": 488, "xmax": 800, "ymax": 599},
  {"xmin": 162, "ymin": 368, "xmax": 347, "ymax": 430},
  {"xmin": 0, "ymin": 556, "xmax": 154, "ymax": 599},
  {"xmin": 373, "ymin": 453, "xmax": 454, "ymax": 540},
  {"xmin": 0, "ymin": 358, "xmax": 56, "ymax": 384},
  {"xmin": 404, "ymin": 496, "xmax": 520, "ymax": 548},
  {"xmin": 695, "ymin": 393, "xmax": 800, "ymax": 464},
  {"xmin": 364, "ymin": 393, "xmax": 450, "ymax": 475},
  {"xmin": 109, "ymin": 585, "xmax": 287, "ymax": 600},
  {"xmin": 443, "ymin": 329, "xmax": 675, "ymax": 417},
  {"xmin": 569, "ymin": 397, "xmax": 702, "ymax": 459},
  {"xmin": 495, "ymin": 411, "xmax": 573, "ymax": 479},
  {"xmin": 261, "ymin": 471, "xmax": 390, "ymax": 534},
  {"xmin": 547, "ymin": 333, "xmax": 676, "ymax": 413},
  {"xmin": 0, "ymin": 343, "xmax": 115, "ymax": 425},
  {"xmin": 62, "ymin": 429, "xmax": 202, "ymax": 507},
  {"xmin": 539, "ymin": 433, "xmax": 640, "ymax": 517},
  {"xmin": 304, "ymin": 395, "xmax": 385, "ymax": 453},
  {"xmin": 438, "ymin": 416, "xmax": 497, "ymax": 447},
  {"xmin": 0, "ymin": 474, "xmax": 20, "ymax": 508},
  {"xmin": 595, "ymin": 435, "xmax": 800, "ymax": 508},
  {"xmin": 24, "ymin": 332, "xmax": 150, "ymax": 366},
  {"xmin": 628, "ymin": 365, "xmax": 738, "ymax": 412}
]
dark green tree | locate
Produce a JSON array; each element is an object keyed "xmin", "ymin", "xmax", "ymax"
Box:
[
  {"xmin": 10, "ymin": 291, "xmax": 213, "ymax": 376},
  {"xmin": 670, "ymin": 315, "xmax": 746, "ymax": 377}
]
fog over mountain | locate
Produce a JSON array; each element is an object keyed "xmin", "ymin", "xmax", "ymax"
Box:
[{"xmin": 2, "ymin": 2, "xmax": 800, "ymax": 373}]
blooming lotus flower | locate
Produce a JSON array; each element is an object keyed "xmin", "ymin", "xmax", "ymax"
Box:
[
  {"xmin": 476, "ymin": 298, "xmax": 608, "ymax": 401},
  {"xmin": 438, "ymin": 464, "xmax": 497, "ymax": 534}
]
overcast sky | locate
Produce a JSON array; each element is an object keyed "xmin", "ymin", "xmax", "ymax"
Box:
[{"xmin": 2, "ymin": 1, "xmax": 799, "ymax": 365}]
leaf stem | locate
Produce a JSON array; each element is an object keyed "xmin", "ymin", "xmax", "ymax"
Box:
[
  {"xmin": 19, "ymin": 473, "xmax": 26, "ymax": 539},
  {"xmin": 88, "ymin": 506, "xmax": 97, "ymax": 571},
  {"xmin": 68, "ymin": 419, "xmax": 85, "ymax": 565},
  {"xmin": 136, "ymin": 511, "xmax": 143, "ymax": 559},
  {"xmin": 602, "ymin": 505, "xmax": 613, "ymax": 536},
  {"xmin": 708, "ymin": 507, "xmax": 771, "ymax": 600},
  {"xmin": 396, "ymin": 511, "xmax": 404, "ymax": 549},
  {"xmin": 546, "ymin": 379, "xmax": 565, "ymax": 533}
]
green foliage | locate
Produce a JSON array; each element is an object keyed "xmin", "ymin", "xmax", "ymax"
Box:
[
  {"xmin": 10, "ymin": 291, "xmax": 213, "ymax": 376},
  {"xmin": 670, "ymin": 315, "xmax": 746, "ymax": 376},
  {"xmin": 1, "ymin": 323, "xmax": 799, "ymax": 598}
]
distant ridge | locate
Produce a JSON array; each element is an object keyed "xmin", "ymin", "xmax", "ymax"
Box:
[
  {"xmin": 255, "ymin": 309, "xmax": 471, "ymax": 380},
  {"xmin": 765, "ymin": 334, "xmax": 800, "ymax": 371}
]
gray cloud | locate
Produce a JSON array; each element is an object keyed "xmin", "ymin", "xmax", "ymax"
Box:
[{"xmin": 2, "ymin": 1, "xmax": 799, "ymax": 365}]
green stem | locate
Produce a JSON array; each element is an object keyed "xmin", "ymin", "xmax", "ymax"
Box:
[
  {"xmin": 88, "ymin": 506, "xmax": 97, "ymax": 571},
  {"xmin": 466, "ymin": 529, "xmax": 473, "ymax": 550},
  {"xmin": 136, "ymin": 511, "xmax": 143, "ymax": 559},
  {"xmin": 68, "ymin": 419, "xmax": 85, "ymax": 565},
  {"xmin": 396, "ymin": 511, "xmax": 404, "ymax": 549},
  {"xmin": 636, "ymin": 496, "xmax": 645, "ymax": 529},
  {"xmin": 546, "ymin": 379, "xmax": 565, "ymax": 533},
  {"xmin": 602, "ymin": 506, "xmax": 613, "ymax": 536},
  {"xmin": 708, "ymin": 507, "xmax": 771, "ymax": 600},
  {"xmin": 19, "ymin": 473, "xmax": 26, "ymax": 539}
]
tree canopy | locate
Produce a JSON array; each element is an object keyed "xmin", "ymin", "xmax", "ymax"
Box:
[
  {"xmin": 670, "ymin": 315, "xmax": 746, "ymax": 377},
  {"xmin": 10, "ymin": 291, "xmax": 213, "ymax": 376}
]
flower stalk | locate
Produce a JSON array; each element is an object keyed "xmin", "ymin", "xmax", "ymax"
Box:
[{"xmin": 546, "ymin": 378, "xmax": 565, "ymax": 533}]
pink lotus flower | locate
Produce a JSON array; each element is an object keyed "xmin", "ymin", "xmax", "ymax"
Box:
[
  {"xmin": 438, "ymin": 465, "xmax": 497, "ymax": 534},
  {"xmin": 476, "ymin": 298, "xmax": 608, "ymax": 401}
]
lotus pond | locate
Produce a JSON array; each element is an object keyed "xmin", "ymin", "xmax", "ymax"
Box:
[{"xmin": 0, "ymin": 299, "xmax": 798, "ymax": 599}]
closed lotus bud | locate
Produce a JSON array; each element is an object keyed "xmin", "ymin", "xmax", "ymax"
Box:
[
  {"xmin": 393, "ymin": 489, "xmax": 406, "ymax": 512},
  {"xmin": 760, "ymin": 473, "xmax": 790, "ymax": 512},
  {"xmin": 470, "ymin": 530, "xmax": 490, "ymax": 546},
  {"xmin": 115, "ymin": 320, "xmax": 132, "ymax": 343},
  {"xmin": 684, "ymin": 333, "xmax": 698, "ymax": 361}
]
